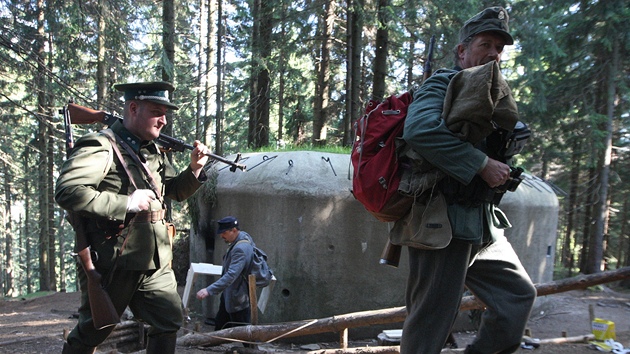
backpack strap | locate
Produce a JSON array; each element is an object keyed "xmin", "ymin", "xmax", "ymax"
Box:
[{"xmin": 232, "ymin": 239, "xmax": 255, "ymax": 279}]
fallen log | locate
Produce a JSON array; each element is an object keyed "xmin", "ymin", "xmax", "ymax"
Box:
[
  {"xmin": 538, "ymin": 334, "xmax": 594, "ymax": 344},
  {"xmin": 308, "ymin": 346, "xmax": 400, "ymax": 354},
  {"xmin": 177, "ymin": 266, "xmax": 630, "ymax": 348}
]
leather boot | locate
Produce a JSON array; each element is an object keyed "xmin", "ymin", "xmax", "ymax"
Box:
[
  {"xmin": 464, "ymin": 345, "xmax": 482, "ymax": 354},
  {"xmin": 145, "ymin": 333, "xmax": 177, "ymax": 354},
  {"xmin": 61, "ymin": 342, "xmax": 96, "ymax": 354}
]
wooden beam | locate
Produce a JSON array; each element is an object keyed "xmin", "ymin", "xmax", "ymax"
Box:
[{"xmin": 177, "ymin": 266, "xmax": 630, "ymax": 348}]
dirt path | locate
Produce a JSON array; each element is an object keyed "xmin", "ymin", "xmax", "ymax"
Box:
[{"xmin": 0, "ymin": 287, "xmax": 629, "ymax": 353}]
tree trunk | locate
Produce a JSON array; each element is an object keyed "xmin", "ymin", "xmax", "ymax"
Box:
[
  {"xmin": 619, "ymin": 198, "xmax": 628, "ymax": 269},
  {"xmin": 277, "ymin": 0, "xmax": 288, "ymax": 143},
  {"xmin": 47, "ymin": 120, "xmax": 56, "ymax": 292},
  {"xmin": 344, "ymin": 0, "xmax": 363, "ymax": 146},
  {"xmin": 312, "ymin": 0, "xmax": 334, "ymax": 144},
  {"xmin": 215, "ymin": 0, "xmax": 224, "ymax": 156},
  {"xmin": 204, "ymin": 0, "xmax": 217, "ymax": 146},
  {"xmin": 22, "ymin": 150, "xmax": 32, "ymax": 294},
  {"xmin": 587, "ymin": 37, "xmax": 618, "ymax": 274},
  {"xmin": 34, "ymin": 0, "xmax": 52, "ymax": 292},
  {"xmin": 3, "ymin": 163, "xmax": 13, "ymax": 296},
  {"xmin": 96, "ymin": 0, "xmax": 107, "ymax": 109},
  {"xmin": 372, "ymin": 0, "xmax": 389, "ymax": 101},
  {"xmin": 162, "ymin": 0, "xmax": 176, "ymax": 220},
  {"xmin": 579, "ymin": 167, "xmax": 595, "ymax": 273},
  {"xmin": 563, "ymin": 141, "xmax": 580, "ymax": 271},
  {"xmin": 248, "ymin": 0, "xmax": 271, "ymax": 149}
]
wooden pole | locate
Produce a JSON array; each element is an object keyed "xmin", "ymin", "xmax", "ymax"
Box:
[
  {"xmin": 249, "ymin": 274, "xmax": 258, "ymax": 325},
  {"xmin": 178, "ymin": 266, "xmax": 630, "ymax": 348}
]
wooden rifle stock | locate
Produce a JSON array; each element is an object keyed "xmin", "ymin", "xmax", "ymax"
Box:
[
  {"xmin": 61, "ymin": 104, "xmax": 120, "ymax": 330},
  {"xmin": 68, "ymin": 212, "xmax": 120, "ymax": 330},
  {"xmin": 379, "ymin": 35, "xmax": 436, "ymax": 268},
  {"xmin": 66, "ymin": 103, "xmax": 246, "ymax": 171}
]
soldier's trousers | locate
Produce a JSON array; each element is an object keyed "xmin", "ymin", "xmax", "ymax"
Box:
[
  {"xmin": 65, "ymin": 263, "xmax": 183, "ymax": 351},
  {"xmin": 400, "ymin": 235, "xmax": 536, "ymax": 354}
]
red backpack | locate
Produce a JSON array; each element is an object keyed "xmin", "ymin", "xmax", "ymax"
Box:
[{"xmin": 351, "ymin": 92, "xmax": 414, "ymax": 222}]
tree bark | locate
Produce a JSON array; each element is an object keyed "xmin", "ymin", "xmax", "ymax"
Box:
[
  {"xmin": 96, "ymin": 0, "xmax": 107, "ymax": 109},
  {"xmin": 248, "ymin": 0, "xmax": 271, "ymax": 149},
  {"xmin": 215, "ymin": 0, "xmax": 224, "ymax": 156},
  {"xmin": 371, "ymin": 0, "xmax": 389, "ymax": 101},
  {"xmin": 588, "ymin": 35, "xmax": 618, "ymax": 274},
  {"xmin": 344, "ymin": 0, "xmax": 363, "ymax": 146},
  {"xmin": 35, "ymin": 0, "xmax": 52, "ymax": 292},
  {"xmin": 312, "ymin": 0, "xmax": 334, "ymax": 144}
]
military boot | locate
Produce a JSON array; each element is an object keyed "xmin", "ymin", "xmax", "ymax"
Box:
[
  {"xmin": 464, "ymin": 345, "xmax": 482, "ymax": 354},
  {"xmin": 145, "ymin": 332, "xmax": 177, "ymax": 354},
  {"xmin": 61, "ymin": 342, "xmax": 96, "ymax": 354}
]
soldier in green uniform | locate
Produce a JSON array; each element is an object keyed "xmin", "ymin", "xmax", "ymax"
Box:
[
  {"xmin": 395, "ymin": 7, "xmax": 537, "ymax": 354},
  {"xmin": 56, "ymin": 81, "xmax": 210, "ymax": 354}
]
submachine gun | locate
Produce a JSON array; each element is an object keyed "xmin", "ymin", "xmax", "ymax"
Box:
[{"xmin": 486, "ymin": 120, "xmax": 531, "ymax": 204}]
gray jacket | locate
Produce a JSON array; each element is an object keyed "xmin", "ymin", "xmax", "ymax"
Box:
[{"xmin": 206, "ymin": 231, "xmax": 255, "ymax": 312}]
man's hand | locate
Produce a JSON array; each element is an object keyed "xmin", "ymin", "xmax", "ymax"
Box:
[
  {"xmin": 479, "ymin": 158, "xmax": 510, "ymax": 188},
  {"xmin": 196, "ymin": 288, "xmax": 209, "ymax": 300},
  {"xmin": 127, "ymin": 189, "xmax": 157, "ymax": 213},
  {"xmin": 190, "ymin": 140, "xmax": 210, "ymax": 177}
]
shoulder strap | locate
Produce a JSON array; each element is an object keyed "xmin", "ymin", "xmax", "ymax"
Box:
[
  {"xmin": 101, "ymin": 129, "xmax": 163, "ymax": 203},
  {"xmin": 100, "ymin": 129, "xmax": 138, "ymax": 190}
]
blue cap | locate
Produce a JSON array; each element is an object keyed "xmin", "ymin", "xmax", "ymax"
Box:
[
  {"xmin": 217, "ymin": 216, "xmax": 238, "ymax": 234},
  {"xmin": 114, "ymin": 81, "xmax": 179, "ymax": 110}
]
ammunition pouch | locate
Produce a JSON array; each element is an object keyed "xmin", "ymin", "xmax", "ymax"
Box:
[
  {"xmin": 95, "ymin": 219, "xmax": 124, "ymax": 239},
  {"xmin": 440, "ymin": 175, "xmax": 494, "ymax": 207}
]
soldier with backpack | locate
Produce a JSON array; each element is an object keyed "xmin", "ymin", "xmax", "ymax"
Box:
[
  {"xmin": 395, "ymin": 7, "xmax": 537, "ymax": 354},
  {"xmin": 196, "ymin": 216, "xmax": 270, "ymax": 333}
]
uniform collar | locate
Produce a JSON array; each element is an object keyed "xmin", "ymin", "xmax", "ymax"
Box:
[{"xmin": 110, "ymin": 120, "xmax": 154, "ymax": 154}]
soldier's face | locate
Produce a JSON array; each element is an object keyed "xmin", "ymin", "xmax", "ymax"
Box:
[
  {"xmin": 125, "ymin": 101, "xmax": 168, "ymax": 141},
  {"xmin": 220, "ymin": 228, "xmax": 238, "ymax": 243},
  {"xmin": 458, "ymin": 32, "xmax": 506, "ymax": 69}
]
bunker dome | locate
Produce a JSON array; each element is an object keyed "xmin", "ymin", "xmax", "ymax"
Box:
[{"xmin": 189, "ymin": 151, "xmax": 558, "ymax": 330}]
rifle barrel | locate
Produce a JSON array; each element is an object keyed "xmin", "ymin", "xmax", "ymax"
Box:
[{"xmin": 65, "ymin": 103, "xmax": 246, "ymax": 172}]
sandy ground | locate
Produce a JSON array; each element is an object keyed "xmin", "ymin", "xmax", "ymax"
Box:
[{"xmin": 0, "ymin": 286, "xmax": 629, "ymax": 353}]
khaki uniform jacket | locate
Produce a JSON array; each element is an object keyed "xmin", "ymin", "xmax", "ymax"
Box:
[{"xmin": 55, "ymin": 120, "xmax": 204, "ymax": 270}]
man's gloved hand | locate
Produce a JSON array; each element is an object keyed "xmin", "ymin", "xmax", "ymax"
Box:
[{"xmin": 126, "ymin": 189, "xmax": 156, "ymax": 213}]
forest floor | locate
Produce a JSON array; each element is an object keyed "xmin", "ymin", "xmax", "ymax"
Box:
[{"xmin": 0, "ymin": 286, "xmax": 629, "ymax": 353}]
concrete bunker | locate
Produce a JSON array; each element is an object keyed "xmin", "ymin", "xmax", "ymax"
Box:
[{"xmin": 188, "ymin": 151, "xmax": 558, "ymax": 337}]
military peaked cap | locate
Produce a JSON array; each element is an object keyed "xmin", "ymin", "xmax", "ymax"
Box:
[{"xmin": 114, "ymin": 81, "xmax": 179, "ymax": 110}]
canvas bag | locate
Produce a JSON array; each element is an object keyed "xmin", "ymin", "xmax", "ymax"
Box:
[{"xmin": 235, "ymin": 239, "xmax": 273, "ymax": 287}]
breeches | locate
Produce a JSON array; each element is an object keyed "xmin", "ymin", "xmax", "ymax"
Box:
[{"xmin": 66, "ymin": 262, "xmax": 183, "ymax": 350}]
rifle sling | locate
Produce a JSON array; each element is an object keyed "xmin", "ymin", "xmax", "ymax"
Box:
[{"xmin": 101, "ymin": 129, "xmax": 163, "ymax": 203}]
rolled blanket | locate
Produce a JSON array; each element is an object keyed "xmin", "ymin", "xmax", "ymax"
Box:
[{"xmin": 442, "ymin": 60, "xmax": 519, "ymax": 144}]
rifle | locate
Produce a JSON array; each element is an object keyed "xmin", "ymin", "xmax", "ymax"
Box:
[
  {"xmin": 65, "ymin": 103, "xmax": 247, "ymax": 172},
  {"xmin": 61, "ymin": 104, "xmax": 120, "ymax": 330},
  {"xmin": 379, "ymin": 35, "xmax": 436, "ymax": 268}
]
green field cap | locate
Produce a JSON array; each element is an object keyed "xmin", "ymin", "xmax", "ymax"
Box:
[
  {"xmin": 459, "ymin": 6, "xmax": 514, "ymax": 45},
  {"xmin": 114, "ymin": 81, "xmax": 179, "ymax": 110}
]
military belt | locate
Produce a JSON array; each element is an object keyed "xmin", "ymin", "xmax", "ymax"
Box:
[{"xmin": 132, "ymin": 209, "xmax": 166, "ymax": 223}]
